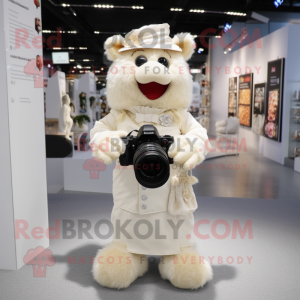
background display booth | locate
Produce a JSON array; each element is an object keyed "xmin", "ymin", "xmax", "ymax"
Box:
[
  {"xmin": 209, "ymin": 24, "xmax": 300, "ymax": 173},
  {"xmin": 45, "ymin": 71, "xmax": 113, "ymax": 194}
]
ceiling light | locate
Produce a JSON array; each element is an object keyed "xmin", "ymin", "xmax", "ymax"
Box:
[
  {"xmin": 70, "ymin": 59, "xmax": 74, "ymax": 61},
  {"xmin": 101, "ymin": 68, "xmax": 104, "ymax": 70},
  {"xmin": 224, "ymin": 23, "xmax": 232, "ymax": 33},
  {"xmin": 227, "ymin": 11, "xmax": 246, "ymax": 16},
  {"xmin": 77, "ymin": 65, "xmax": 82, "ymax": 69},
  {"xmin": 190, "ymin": 9, "xmax": 204, "ymax": 13},
  {"xmin": 224, "ymin": 50, "xmax": 227, "ymax": 54},
  {"xmin": 171, "ymin": 8, "xmax": 183, "ymax": 11},
  {"xmin": 94, "ymin": 31, "xmax": 99, "ymax": 34},
  {"xmin": 62, "ymin": 3, "xmax": 66, "ymax": 7},
  {"xmin": 198, "ymin": 48, "xmax": 204, "ymax": 53},
  {"xmin": 53, "ymin": 47, "xmax": 61, "ymax": 50},
  {"xmin": 68, "ymin": 47, "xmax": 74, "ymax": 49},
  {"xmin": 274, "ymin": 0, "xmax": 284, "ymax": 8},
  {"xmin": 83, "ymin": 59, "xmax": 89, "ymax": 61},
  {"xmin": 70, "ymin": 8, "xmax": 77, "ymax": 17},
  {"xmin": 215, "ymin": 35, "xmax": 221, "ymax": 38},
  {"xmin": 228, "ymin": 48, "xmax": 231, "ymax": 51},
  {"xmin": 79, "ymin": 47, "xmax": 87, "ymax": 50}
]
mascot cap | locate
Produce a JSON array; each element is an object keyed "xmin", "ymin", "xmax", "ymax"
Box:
[{"xmin": 119, "ymin": 23, "xmax": 182, "ymax": 52}]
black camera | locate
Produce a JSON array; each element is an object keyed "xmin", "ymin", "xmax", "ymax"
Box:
[{"xmin": 119, "ymin": 124, "xmax": 174, "ymax": 189}]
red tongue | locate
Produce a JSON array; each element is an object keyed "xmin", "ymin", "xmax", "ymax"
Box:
[{"xmin": 137, "ymin": 81, "xmax": 169, "ymax": 100}]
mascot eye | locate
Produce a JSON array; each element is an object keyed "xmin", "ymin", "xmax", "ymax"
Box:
[
  {"xmin": 158, "ymin": 57, "xmax": 169, "ymax": 67},
  {"xmin": 135, "ymin": 56, "xmax": 147, "ymax": 67}
]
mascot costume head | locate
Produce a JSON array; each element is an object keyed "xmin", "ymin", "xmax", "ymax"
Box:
[{"xmin": 90, "ymin": 23, "xmax": 213, "ymax": 290}]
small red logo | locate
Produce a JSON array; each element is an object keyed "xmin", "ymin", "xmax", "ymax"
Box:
[
  {"xmin": 271, "ymin": 67, "xmax": 276, "ymax": 73},
  {"xmin": 83, "ymin": 157, "xmax": 106, "ymax": 179},
  {"xmin": 23, "ymin": 246, "xmax": 56, "ymax": 277}
]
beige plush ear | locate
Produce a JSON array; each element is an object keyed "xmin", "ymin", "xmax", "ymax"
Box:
[
  {"xmin": 172, "ymin": 33, "xmax": 195, "ymax": 61},
  {"xmin": 104, "ymin": 35, "xmax": 125, "ymax": 61}
]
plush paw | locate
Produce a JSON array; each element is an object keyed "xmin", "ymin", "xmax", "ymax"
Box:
[
  {"xmin": 159, "ymin": 246, "xmax": 213, "ymax": 289},
  {"xmin": 168, "ymin": 135, "xmax": 205, "ymax": 171},
  {"xmin": 90, "ymin": 131, "xmax": 127, "ymax": 164},
  {"xmin": 92, "ymin": 243, "xmax": 148, "ymax": 289}
]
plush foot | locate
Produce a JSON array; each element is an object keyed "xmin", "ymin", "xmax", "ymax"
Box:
[
  {"xmin": 159, "ymin": 246, "xmax": 213, "ymax": 289},
  {"xmin": 92, "ymin": 242, "xmax": 148, "ymax": 289}
]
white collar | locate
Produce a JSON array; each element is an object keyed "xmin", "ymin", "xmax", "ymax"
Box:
[
  {"xmin": 126, "ymin": 106, "xmax": 169, "ymax": 116},
  {"xmin": 126, "ymin": 106, "xmax": 173, "ymax": 126}
]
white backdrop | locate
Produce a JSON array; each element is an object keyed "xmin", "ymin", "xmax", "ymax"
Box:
[{"xmin": 0, "ymin": 0, "xmax": 49, "ymax": 270}]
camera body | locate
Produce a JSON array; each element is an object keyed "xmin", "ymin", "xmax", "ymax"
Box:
[
  {"xmin": 120, "ymin": 124, "xmax": 174, "ymax": 166},
  {"xmin": 119, "ymin": 125, "xmax": 174, "ymax": 189}
]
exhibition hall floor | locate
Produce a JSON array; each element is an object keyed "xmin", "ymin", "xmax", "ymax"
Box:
[{"xmin": 1, "ymin": 149, "xmax": 300, "ymax": 300}]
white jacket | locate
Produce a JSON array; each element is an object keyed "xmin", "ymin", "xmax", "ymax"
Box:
[{"xmin": 90, "ymin": 106, "xmax": 209, "ymax": 216}]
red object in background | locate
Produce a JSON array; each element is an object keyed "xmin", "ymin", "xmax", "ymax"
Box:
[{"xmin": 34, "ymin": 0, "xmax": 40, "ymax": 9}]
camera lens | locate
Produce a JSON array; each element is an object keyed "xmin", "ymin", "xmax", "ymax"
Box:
[{"xmin": 133, "ymin": 142, "xmax": 170, "ymax": 189}]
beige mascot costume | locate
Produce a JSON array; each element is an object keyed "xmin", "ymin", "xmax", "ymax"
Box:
[{"xmin": 90, "ymin": 23, "xmax": 213, "ymax": 290}]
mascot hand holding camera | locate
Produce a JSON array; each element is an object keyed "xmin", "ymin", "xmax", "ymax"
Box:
[{"xmin": 90, "ymin": 23, "xmax": 212, "ymax": 290}]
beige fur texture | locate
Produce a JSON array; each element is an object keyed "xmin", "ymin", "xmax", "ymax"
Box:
[
  {"xmin": 104, "ymin": 35, "xmax": 125, "ymax": 61},
  {"xmin": 93, "ymin": 242, "xmax": 148, "ymax": 289},
  {"xmin": 172, "ymin": 33, "xmax": 195, "ymax": 61},
  {"xmin": 104, "ymin": 34, "xmax": 194, "ymax": 111},
  {"xmin": 91, "ymin": 130, "xmax": 127, "ymax": 164},
  {"xmin": 158, "ymin": 246, "xmax": 213, "ymax": 289},
  {"xmin": 168, "ymin": 135, "xmax": 205, "ymax": 170}
]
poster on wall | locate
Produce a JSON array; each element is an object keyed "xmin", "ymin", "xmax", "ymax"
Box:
[
  {"xmin": 252, "ymin": 83, "xmax": 266, "ymax": 136},
  {"xmin": 264, "ymin": 58, "xmax": 285, "ymax": 142},
  {"xmin": 238, "ymin": 73, "xmax": 253, "ymax": 127},
  {"xmin": 228, "ymin": 77, "xmax": 237, "ymax": 117}
]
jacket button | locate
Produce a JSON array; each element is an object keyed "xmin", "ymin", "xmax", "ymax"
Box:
[
  {"xmin": 141, "ymin": 195, "xmax": 147, "ymax": 201},
  {"xmin": 142, "ymin": 186, "xmax": 147, "ymax": 190},
  {"xmin": 142, "ymin": 204, "xmax": 147, "ymax": 210}
]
